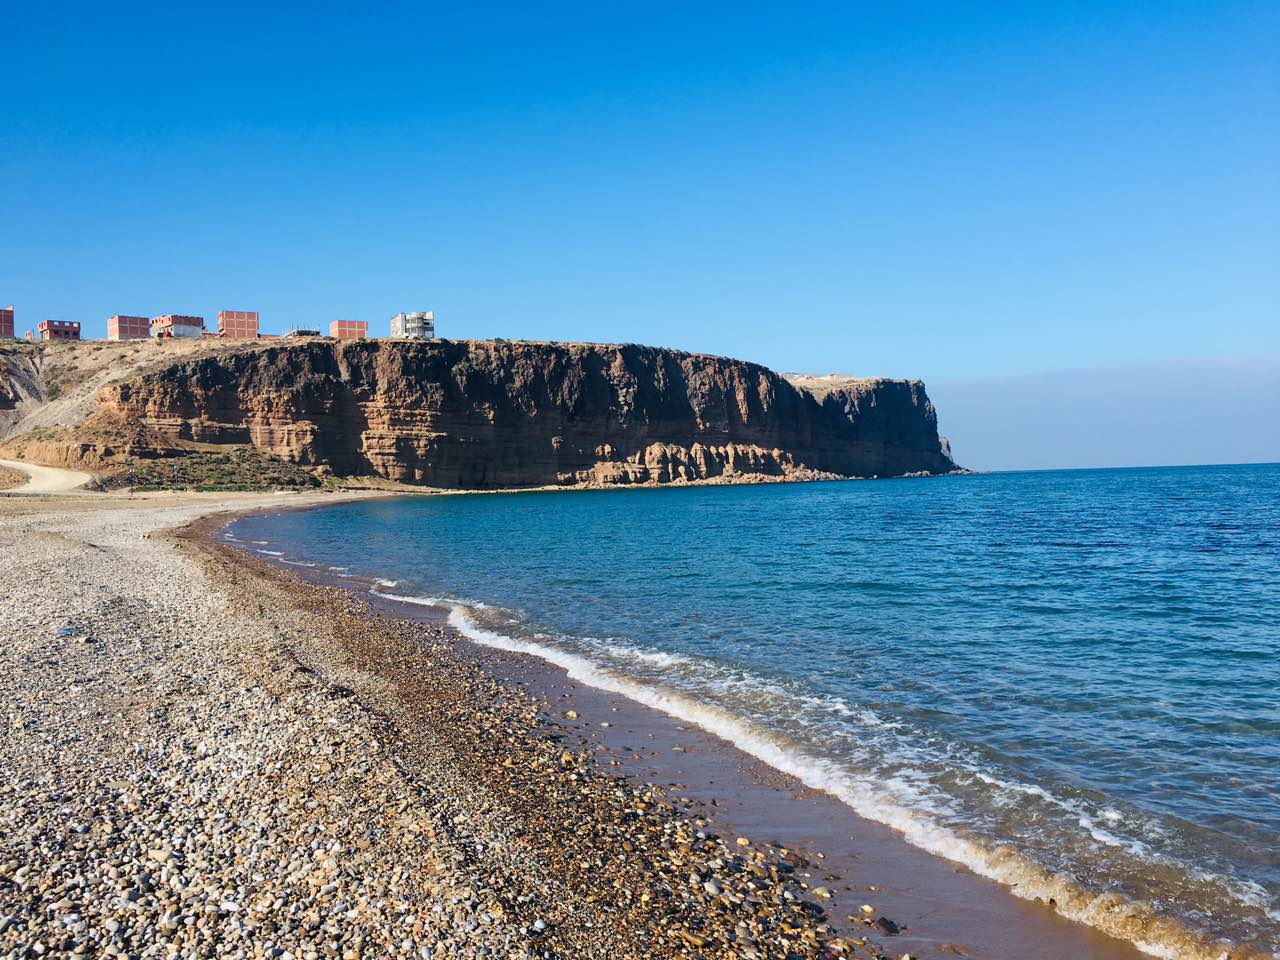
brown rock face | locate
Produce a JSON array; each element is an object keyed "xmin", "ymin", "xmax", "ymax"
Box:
[
  {"xmin": 96, "ymin": 340, "xmax": 957, "ymax": 487},
  {"xmin": 0, "ymin": 349, "xmax": 43, "ymax": 439}
]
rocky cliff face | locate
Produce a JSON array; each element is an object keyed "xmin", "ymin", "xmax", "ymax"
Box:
[
  {"xmin": 0, "ymin": 348, "xmax": 45, "ymax": 440},
  {"xmin": 95, "ymin": 340, "xmax": 957, "ymax": 487}
]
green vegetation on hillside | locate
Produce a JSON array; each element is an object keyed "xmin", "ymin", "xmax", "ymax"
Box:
[{"xmin": 108, "ymin": 447, "xmax": 322, "ymax": 492}]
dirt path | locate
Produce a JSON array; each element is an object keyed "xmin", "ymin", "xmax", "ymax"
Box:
[{"xmin": 0, "ymin": 457, "xmax": 94, "ymax": 493}]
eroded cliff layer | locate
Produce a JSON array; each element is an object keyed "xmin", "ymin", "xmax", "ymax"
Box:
[{"xmin": 95, "ymin": 340, "xmax": 956, "ymax": 487}]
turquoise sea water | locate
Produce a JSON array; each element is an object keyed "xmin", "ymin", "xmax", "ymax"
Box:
[{"xmin": 232, "ymin": 464, "xmax": 1280, "ymax": 958}]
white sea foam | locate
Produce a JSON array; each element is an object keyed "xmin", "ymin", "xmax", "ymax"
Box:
[
  {"xmin": 254, "ymin": 549, "xmax": 284, "ymax": 556},
  {"xmin": 280, "ymin": 559, "xmax": 318, "ymax": 568},
  {"xmin": 371, "ymin": 589, "xmax": 490, "ymax": 610},
  {"xmin": 599, "ymin": 641, "xmax": 698, "ymax": 668},
  {"xmin": 371, "ymin": 589, "xmax": 453, "ymax": 607}
]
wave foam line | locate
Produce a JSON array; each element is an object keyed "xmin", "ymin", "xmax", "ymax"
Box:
[
  {"xmin": 444, "ymin": 604, "xmax": 1257, "ymax": 960},
  {"xmin": 372, "ymin": 588, "xmax": 489, "ymax": 610}
]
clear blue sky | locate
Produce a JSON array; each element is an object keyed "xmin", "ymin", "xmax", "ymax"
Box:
[{"xmin": 2, "ymin": 2, "xmax": 1276, "ymax": 465}]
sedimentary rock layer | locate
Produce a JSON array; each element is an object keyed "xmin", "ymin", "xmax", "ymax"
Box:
[{"xmin": 97, "ymin": 340, "xmax": 956, "ymax": 487}]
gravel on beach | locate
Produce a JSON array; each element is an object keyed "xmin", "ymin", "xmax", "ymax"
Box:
[{"xmin": 0, "ymin": 495, "xmax": 897, "ymax": 960}]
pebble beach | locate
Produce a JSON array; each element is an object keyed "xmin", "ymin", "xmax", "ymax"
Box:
[{"xmin": 0, "ymin": 493, "xmax": 882, "ymax": 960}]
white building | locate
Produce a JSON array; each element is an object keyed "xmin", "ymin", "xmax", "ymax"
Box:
[
  {"xmin": 151, "ymin": 315, "xmax": 205, "ymax": 339},
  {"xmin": 390, "ymin": 310, "xmax": 435, "ymax": 339}
]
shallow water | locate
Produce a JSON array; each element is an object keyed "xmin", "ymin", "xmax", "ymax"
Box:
[{"xmin": 233, "ymin": 464, "xmax": 1280, "ymax": 958}]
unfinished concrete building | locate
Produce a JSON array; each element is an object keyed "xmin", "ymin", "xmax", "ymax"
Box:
[
  {"xmin": 107, "ymin": 315, "xmax": 151, "ymax": 340},
  {"xmin": 37, "ymin": 320, "xmax": 80, "ymax": 341},
  {"xmin": 151, "ymin": 315, "xmax": 205, "ymax": 338},
  {"xmin": 329, "ymin": 320, "xmax": 368, "ymax": 339},
  {"xmin": 390, "ymin": 310, "xmax": 435, "ymax": 339},
  {"xmin": 217, "ymin": 310, "xmax": 260, "ymax": 338}
]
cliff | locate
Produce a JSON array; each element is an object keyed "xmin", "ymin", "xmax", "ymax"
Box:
[
  {"xmin": 0, "ymin": 347, "xmax": 45, "ymax": 440},
  {"xmin": 91, "ymin": 340, "xmax": 957, "ymax": 487}
]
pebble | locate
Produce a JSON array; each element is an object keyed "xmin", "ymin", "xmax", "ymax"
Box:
[{"xmin": 0, "ymin": 496, "xmax": 878, "ymax": 960}]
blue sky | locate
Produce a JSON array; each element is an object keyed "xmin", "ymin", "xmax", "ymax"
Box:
[{"xmin": 2, "ymin": 2, "xmax": 1276, "ymax": 466}]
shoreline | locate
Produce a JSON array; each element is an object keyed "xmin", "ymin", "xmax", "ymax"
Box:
[
  {"xmin": 0, "ymin": 491, "xmax": 1266, "ymax": 960},
  {"xmin": 215, "ymin": 503, "xmax": 1172, "ymax": 960},
  {"xmin": 0, "ymin": 492, "xmax": 873, "ymax": 960},
  {"xmin": 181, "ymin": 505, "xmax": 886, "ymax": 958}
]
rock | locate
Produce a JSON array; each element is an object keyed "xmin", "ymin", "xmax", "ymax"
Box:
[{"xmin": 97, "ymin": 342, "xmax": 959, "ymax": 486}]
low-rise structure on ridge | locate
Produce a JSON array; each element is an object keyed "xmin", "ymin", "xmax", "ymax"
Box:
[
  {"xmin": 107, "ymin": 315, "xmax": 151, "ymax": 340},
  {"xmin": 329, "ymin": 320, "xmax": 367, "ymax": 339},
  {"xmin": 7, "ymin": 303, "xmax": 451, "ymax": 343},
  {"xmin": 151, "ymin": 315, "xmax": 205, "ymax": 339},
  {"xmin": 37, "ymin": 320, "xmax": 81, "ymax": 341},
  {"xmin": 217, "ymin": 310, "xmax": 260, "ymax": 338},
  {"xmin": 390, "ymin": 310, "xmax": 435, "ymax": 339}
]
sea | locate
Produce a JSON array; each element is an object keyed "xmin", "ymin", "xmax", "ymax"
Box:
[{"xmin": 230, "ymin": 463, "xmax": 1280, "ymax": 959}]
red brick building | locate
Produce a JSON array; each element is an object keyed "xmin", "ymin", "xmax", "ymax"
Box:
[
  {"xmin": 329, "ymin": 320, "xmax": 368, "ymax": 339},
  {"xmin": 107, "ymin": 315, "xmax": 151, "ymax": 340},
  {"xmin": 217, "ymin": 310, "xmax": 260, "ymax": 338},
  {"xmin": 0, "ymin": 306, "xmax": 13, "ymax": 340},
  {"xmin": 151, "ymin": 315, "xmax": 204, "ymax": 338},
  {"xmin": 37, "ymin": 320, "xmax": 81, "ymax": 341}
]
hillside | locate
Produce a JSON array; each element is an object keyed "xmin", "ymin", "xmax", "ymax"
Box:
[{"xmin": 2, "ymin": 339, "xmax": 958, "ymax": 488}]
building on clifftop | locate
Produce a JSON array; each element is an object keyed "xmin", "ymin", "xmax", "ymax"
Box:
[
  {"xmin": 390, "ymin": 310, "xmax": 435, "ymax": 339},
  {"xmin": 107, "ymin": 315, "xmax": 151, "ymax": 340},
  {"xmin": 151, "ymin": 315, "xmax": 205, "ymax": 338},
  {"xmin": 37, "ymin": 320, "xmax": 80, "ymax": 341},
  {"xmin": 217, "ymin": 310, "xmax": 260, "ymax": 338},
  {"xmin": 330, "ymin": 320, "xmax": 368, "ymax": 339},
  {"xmin": 0, "ymin": 306, "xmax": 13, "ymax": 340}
]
